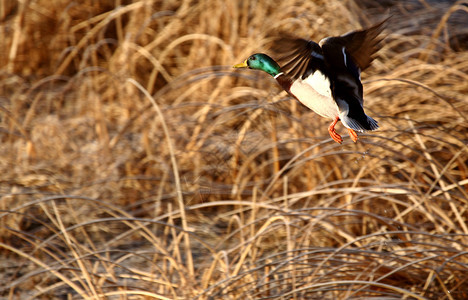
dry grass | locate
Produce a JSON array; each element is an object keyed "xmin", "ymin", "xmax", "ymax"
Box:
[{"xmin": 1, "ymin": 0, "xmax": 468, "ymax": 299}]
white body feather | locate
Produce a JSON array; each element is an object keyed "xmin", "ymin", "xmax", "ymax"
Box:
[
  {"xmin": 289, "ymin": 70, "xmax": 376, "ymax": 132},
  {"xmin": 289, "ymin": 70, "xmax": 339, "ymax": 119}
]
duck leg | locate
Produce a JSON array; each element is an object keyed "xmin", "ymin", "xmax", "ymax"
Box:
[
  {"xmin": 328, "ymin": 116, "xmax": 343, "ymax": 144},
  {"xmin": 347, "ymin": 128, "xmax": 358, "ymax": 143}
]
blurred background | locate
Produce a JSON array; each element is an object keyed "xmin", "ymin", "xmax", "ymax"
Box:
[{"xmin": 1, "ymin": 0, "xmax": 467, "ymax": 298}]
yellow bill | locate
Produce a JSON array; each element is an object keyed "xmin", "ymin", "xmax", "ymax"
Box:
[{"xmin": 233, "ymin": 60, "xmax": 248, "ymax": 68}]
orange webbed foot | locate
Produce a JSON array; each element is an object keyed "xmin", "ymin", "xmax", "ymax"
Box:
[
  {"xmin": 328, "ymin": 117, "xmax": 343, "ymax": 144},
  {"xmin": 347, "ymin": 128, "xmax": 358, "ymax": 143}
]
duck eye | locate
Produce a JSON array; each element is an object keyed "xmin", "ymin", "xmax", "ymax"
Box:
[{"xmin": 249, "ymin": 55, "xmax": 256, "ymax": 60}]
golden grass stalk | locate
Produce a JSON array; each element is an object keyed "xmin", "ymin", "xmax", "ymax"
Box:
[{"xmin": 1, "ymin": 0, "xmax": 467, "ymax": 299}]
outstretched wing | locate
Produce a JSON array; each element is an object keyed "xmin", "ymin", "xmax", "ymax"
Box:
[
  {"xmin": 319, "ymin": 17, "xmax": 389, "ymax": 72},
  {"xmin": 271, "ymin": 36, "xmax": 328, "ymax": 80},
  {"xmin": 319, "ymin": 18, "xmax": 389, "ymax": 105}
]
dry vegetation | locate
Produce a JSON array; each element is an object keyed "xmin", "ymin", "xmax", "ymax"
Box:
[{"xmin": 1, "ymin": 0, "xmax": 468, "ymax": 299}]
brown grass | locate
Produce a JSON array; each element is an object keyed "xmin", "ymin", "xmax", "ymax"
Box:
[{"xmin": 1, "ymin": 0, "xmax": 468, "ymax": 299}]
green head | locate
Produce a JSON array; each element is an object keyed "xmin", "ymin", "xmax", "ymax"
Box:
[{"xmin": 233, "ymin": 53, "xmax": 281, "ymax": 77}]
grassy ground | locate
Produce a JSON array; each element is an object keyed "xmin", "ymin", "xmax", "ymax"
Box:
[{"xmin": 1, "ymin": 0, "xmax": 467, "ymax": 299}]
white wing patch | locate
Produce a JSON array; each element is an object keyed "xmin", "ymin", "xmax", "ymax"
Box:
[
  {"xmin": 318, "ymin": 37, "xmax": 329, "ymax": 47},
  {"xmin": 304, "ymin": 70, "xmax": 332, "ymax": 98},
  {"xmin": 342, "ymin": 47, "xmax": 347, "ymax": 67}
]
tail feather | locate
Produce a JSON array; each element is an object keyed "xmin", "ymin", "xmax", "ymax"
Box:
[
  {"xmin": 335, "ymin": 97, "xmax": 379, "ymax": 132},
  {"xmin": 341, "ymin": 114, "xmax": 379, "ymax": 132}
]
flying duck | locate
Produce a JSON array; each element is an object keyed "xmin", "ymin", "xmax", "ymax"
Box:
[{"xmin": 233, "ymin": 18, "xmax": 387, "ymax": 143}]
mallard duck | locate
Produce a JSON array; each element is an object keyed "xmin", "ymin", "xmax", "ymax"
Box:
[{"xmin": 233, "ymin": 19, "xmax": 388, "ymax": 143}]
